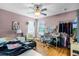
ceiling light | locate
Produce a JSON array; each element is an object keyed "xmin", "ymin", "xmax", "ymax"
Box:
[
  {"xmin": 35, "ymin": 12, "xmax": 40, "ymax": 16},
  {"xmin": 35, "ymin": 6, "xmax": 41, "ymax": 16}
]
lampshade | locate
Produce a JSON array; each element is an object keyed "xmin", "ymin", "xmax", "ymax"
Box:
[{"xmin": 35, "ymin": 12, "xmax": 40, "ymax": 16}]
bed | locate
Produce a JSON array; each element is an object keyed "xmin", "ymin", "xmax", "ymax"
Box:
[{"xmin": 0, "ymin": 39, "xmax": 36, "ymax": 56}]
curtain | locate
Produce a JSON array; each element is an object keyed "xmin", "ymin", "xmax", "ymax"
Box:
[{"xmin": 59, "ymin": 22, "xmax": 72, "ymax": 36}]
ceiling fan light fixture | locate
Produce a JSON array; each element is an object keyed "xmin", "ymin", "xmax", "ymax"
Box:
[
  {"xmin": 35, "ymin": 11, "xmax": 40, "ymax": 16},
  {"xmin": 35, "ymin": 6, "xmax": 41, "ymax": 16}
]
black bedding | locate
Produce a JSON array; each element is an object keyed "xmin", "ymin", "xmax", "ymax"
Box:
[
  {"xmin": 0, "ymin": 46, "xmax": 29, "ymax": 56},
  {"xmin": 0, "ymin": 41, "xmax": 36, "ymax": 56}
]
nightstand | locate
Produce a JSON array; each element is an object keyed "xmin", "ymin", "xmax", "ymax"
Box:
[{"xmin": 71, "ymin": 42, "xmax": 79, "ymax": 56}]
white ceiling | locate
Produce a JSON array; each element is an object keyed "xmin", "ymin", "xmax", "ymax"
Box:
[{"xmin": 0, "ymin": 3, "xmax": 79, "ymax": 18}]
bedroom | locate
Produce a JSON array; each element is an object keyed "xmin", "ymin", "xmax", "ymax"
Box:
[{"xmin": 0, "ymin": 3, "xmax": 78, "ymax": 56}]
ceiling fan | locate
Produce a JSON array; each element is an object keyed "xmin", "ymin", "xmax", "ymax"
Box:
[{"xmin": 27, "ymin": 4, "xmax": 47, "ymax": 16}]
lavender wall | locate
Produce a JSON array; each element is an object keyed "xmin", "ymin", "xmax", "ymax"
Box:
[
  {"xmin": 39, "ymin": 11, "xmax": 77, "ymax": 29},
  {"xmin": 0, "ymin": 9, "xmax": 77, "ymax": 37},
  {"xmin": 0, "ymin": 9, "xmax": 33, "ymax": 37}
]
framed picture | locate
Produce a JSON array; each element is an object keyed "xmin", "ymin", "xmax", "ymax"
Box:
[{"xmin": 12, "ymin": 21, "xmax": 20, "ymax": 31}]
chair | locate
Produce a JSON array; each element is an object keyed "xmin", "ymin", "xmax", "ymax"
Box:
[{"xmin": 26, "ymin": 33, "xmax": 34, "ymax": 41}]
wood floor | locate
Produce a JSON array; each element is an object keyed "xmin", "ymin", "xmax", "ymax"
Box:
[{"xmin": 35, "ymin": 40, "xmax": 70, "ymax": 56}]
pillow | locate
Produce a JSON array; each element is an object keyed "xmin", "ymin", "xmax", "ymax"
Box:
[
  {"xmin": 16, "ymin": 37, "xmax": 25, "ymax": 43},
  {"xmin": 7, "ymin": 43, "xmax": 22, "ymax": 49},
  {"xmin": 0, "ymin": 38, "xmax": 6, "ymax": 44},
  {"xmin": 9, "ymin": 38, "xmax": 18, "ymax": 42}
]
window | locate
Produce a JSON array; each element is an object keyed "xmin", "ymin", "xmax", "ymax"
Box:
[
  {"xmin": 27, "ymin": 21, "xmax": 35, "ymax": 36},
  {"xmin": 38, "ymin": 20, "xmax": 45, "ymax": 35}
]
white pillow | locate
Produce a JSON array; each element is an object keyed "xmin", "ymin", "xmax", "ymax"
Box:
[
  {"xmin": 0, "ymin": 38, "xmax": 6, "ymax": 43},
  {"xmin": 16, "ymin": 37, "xmax": 25, "ymax": 43}
]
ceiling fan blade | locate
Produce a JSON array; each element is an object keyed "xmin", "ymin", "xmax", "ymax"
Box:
[
  {"xmin": 41, "ymin": 13, "xmax": 47, "ymax": 16},
  {"xmin": 41, "ymin": 8, "xmax": 47, "ymax": 11},
  {"xmin": 28, "ymin": 7, "xmax": 34, "ymax": 9}
]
